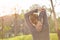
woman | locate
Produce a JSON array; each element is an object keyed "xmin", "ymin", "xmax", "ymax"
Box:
[{"xmin": 25, "ymin": 8, "xmax": 49, "ymax": 40}]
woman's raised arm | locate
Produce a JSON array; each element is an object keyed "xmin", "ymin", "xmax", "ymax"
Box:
[{"xmin": 24, "ymin": 9, "xmax": 38, "ymax": 27}]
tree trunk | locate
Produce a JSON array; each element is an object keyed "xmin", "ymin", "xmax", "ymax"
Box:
[
  {"xmin": 50, "ymin": 0, "xmax": 60, "ymax": 40},
  {"xmin": 14, "ymin": 14, "xmax": 18, "ymax": 36}
]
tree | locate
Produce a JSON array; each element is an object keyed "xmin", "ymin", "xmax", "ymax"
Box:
[
  {"xmin": 13, "ymin": 8, "xmax": 19, "ymax": 36},
  {"xmin": 20, "ymin": 10, "xmax": 24, "ymax": 19},
  {"xmin": 50, "ymin": 0, "xmax": 60, "ymax": 40}
]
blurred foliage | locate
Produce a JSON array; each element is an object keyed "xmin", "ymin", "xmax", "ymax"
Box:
[
  {"xmin": 20, "ymin": 10, "xmax": 25, "ymax": 19},
  {"xmin": 49, "ymin": 17, "xmax": 60, "ymax": 33},
  {"xmin": 20, "ymin": 13, "xmax": 24, "ymax": 20},
  {"xmin": 49, "ymin": 17, "xmax": 55, "ymax": 33},
  {"xmin": 57, "ymin": 17, "xmax": 60, "ymax": 30}
]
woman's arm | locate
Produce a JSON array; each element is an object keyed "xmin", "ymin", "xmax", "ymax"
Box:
[
  {"xmin": 24, "ymin": 9, "xmax": 38, "ymax": 27},
  {"xmin": 39, "ymin": 9, "xmax": 49, "ymax": 27},
  {"xmin": 43, "ymin": 11, "xmax": 49, "ymax": 27},
  {"xmin": 39, "ymin": 11, "xmax": 43, "ymax": 25}
]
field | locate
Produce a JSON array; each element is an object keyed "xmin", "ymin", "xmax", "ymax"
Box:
[
  {"xmin": 50, "ymin": 33, "xmax": 58, "ymax": 40},
  {"xmin": 0, "ymin": 33, "xmax": 58, "ymax": 40}
]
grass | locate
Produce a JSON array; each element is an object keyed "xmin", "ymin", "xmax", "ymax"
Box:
[
  {"xmin": 0, "ymin": 35, "xmax": 32, "ymax": 40},
  {"xmin": 0, "ymin": 33, "xmax": 58, "ymax": 40},
  {"xmin": 50, "ymin": 33, "xmax": 58, "ymax": 40}
]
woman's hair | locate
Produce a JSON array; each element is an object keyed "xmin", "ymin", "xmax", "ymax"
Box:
[{"xmin": 29, "ymin": 14, "xmax": 38, "ymax": 25}]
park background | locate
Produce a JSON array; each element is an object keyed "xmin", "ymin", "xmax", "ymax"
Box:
[{"xmin": 0, "ymin": 0, "xmax": 60, "ymax": 40}]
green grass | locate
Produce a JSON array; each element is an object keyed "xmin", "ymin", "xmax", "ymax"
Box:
[
  {"xmin": 50, "ymin": 33, "xmax": 58, "ymax": 40},
  {"xmin": 0, "ymin": 35, "xmax": 32, "ymax": 40},
  {"xmin": 0, "ymin": 33, "xmax": 58, "ymax": 40}
]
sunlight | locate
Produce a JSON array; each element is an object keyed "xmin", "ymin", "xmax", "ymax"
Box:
[{"xmin": 0, "ymin": 0, "xmax": 60, "ymax": 16}]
